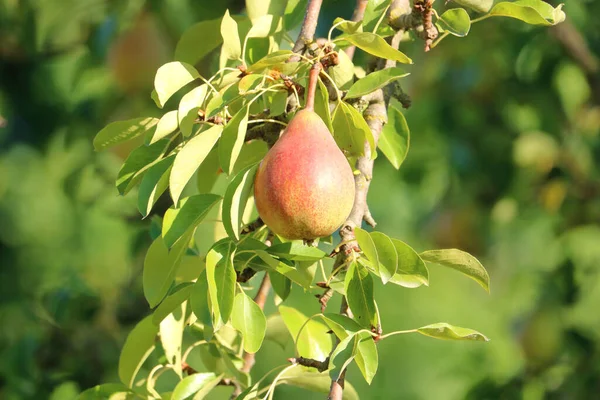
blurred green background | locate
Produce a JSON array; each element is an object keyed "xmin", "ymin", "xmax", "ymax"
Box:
[{"xmin": 1, "ymin": 0, "xmax": 599, "ymax": 399}]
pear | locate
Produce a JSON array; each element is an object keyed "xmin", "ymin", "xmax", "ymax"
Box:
[{"xmin": 254, "ymin": 63, "xmax": 355, "ymax": 240}]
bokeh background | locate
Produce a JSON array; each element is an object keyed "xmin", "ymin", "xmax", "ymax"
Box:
[{"xmin": 1, "ymin": 0, "xmax": 599, "ymax": 399}]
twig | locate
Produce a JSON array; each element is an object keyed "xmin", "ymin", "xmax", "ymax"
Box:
[
  {"xmin": 288, "ymin": 356, "xmax": 330, "ymax": 372},
  {"xmin": 241, "ymin": 217, "xmax": 265, "ymax": 234},
  {"xmin": 291, "ymin": 0, "xmax": 324, "ymax": 59},
  {"xmin": 344, "ymin": 0, "xmax": 369, "ymax": 60}
]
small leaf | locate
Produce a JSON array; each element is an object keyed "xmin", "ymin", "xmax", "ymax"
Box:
[
  {"xmin": 137, "ymin": 156, "xmax": 173, "ymax": 217},
  {"xmin": 222, "ymin": 164, "xmax": 258, "ymax": 240},
  {"xmin": 268, "ymin": 241, "xmax": 327, "ymax": 261},
  {"xmin": 279, "ymin": 306, "xmax": 332, "ymax": 361},
  {"xmin": 420, "ymin": 248, "xmax": 490, "ymax": 292},
  {"xmin": 332, "ymin": 102, "xmax": 375, "ymax": 157},
  {"xmin": 389, "ymin": 239, "xmax": 429, "ymax": 288},
  {"xmin": 221, "ymin": 10, "xmax": 242, "ymax": 61},
  {"xmin": 246, "ymin": 14, "xmax": 276, "ymax": 39},
  {"xmin": 117, "ymin": 139, "xmax": 169, "ymax": 195},
  {"xmin": 269, "ymin": 90, "xmax": 288, "ymax": 116},
  {"xmin": 206, "ymin": 239, "xmax": 237, "ymax": 328},
  {"xmin": 171, "ymin": 372, "xmax": 220, "ymax": 400},
  {"xmin": 93, "ymin": 117, "xmax": 158, "ymax": 151},
  {"xmin": 205, "ymin": 82, "xmax": 241, "ymax": 118},
  {"xmin": 355, "ymin": 331, "xmax": 378, "ymax": 384},
  {"xmin": 190, "ymin": 274, "xmax": 212, "ymax": 329},
  {"xmin": 314, "ymin": 79, "xmax": 334, "ymax": 132},
  {"xmin": 345, "ymin": 68, "xmax": 409, "ymax": 99},
  {"xmin": 333, "ymin": 17, "xmax": 363, "ymax": 34},
  {"xmin": 370, "ymin": 232, "xmax": 398, "ymax": 284},
  {"xmin": 154, "ymin": 62, "xmax": 200, "ymax": 107},
  {"xmin": 255, "ymin": 251, "xmax": 314, "ymax": 289},
  {"xmin": 328, "ymin": 334, "xmax": 357, "ymax": 381},
  {"xmin": 345, "ymin": 261, "xmax": 377, "ymax": 328},
  {"xmin": 329, "ymin": 49, "xmax": 355, "ymax": 91},
  {"xmin": 231, "ymin": 291, "xmax": 267, "ymax": 353},
  {"xmin": 162, "ymin": 194, "xmax": 222, "ymax": 248},
  {"xmin": 269, "ymin": 271, "xmax": 292, "ymax": 301},
  {"xmin": 238, "ymin": 75, "xmax": 263, "ymax": 94},
  {"xmin": 338, "ymin": 32, "xmax": 412, "ymax": 64},
  {"xmin": 148, "ymin": 111, "xmax": 179, "ymax": 144},
  {"xmin": 160, "ymin": 302, "xmax": 186, "ymax": 376},
  {"xmin": 118, "ymin": 316, "xmax": 158, "ymax": 387},
  {"xmin": 175, "ymin": 18, "xmax": 223, "ymax": 65},
  {"xmin": 246, "ymin": 50, "xmax": 293, "ymax": 73},
  {"xmin": 354, "ymin": 227, "xmax": 379, "ymax": 271},
  {"xmin": 450, "ymin": 0, "xmax": 493, "ymax": 13},
  {"xmin": 378, "ymin": 106, "xmax": 409, "ymax": 169},
  {"xmin": 437, "ymin": 8, "xmax": 471, "ymax": 37},
  {"xmin": 178, "ymin": 85, "xmax": 209, "ymax": 137},
  {"xmin": 219, "ymin": 107, "xmax": 249, "ymax": 175},
  {"xmin": 417, "ymin": 322, "xmax": 489, "ymax": 341},
  {"xmin": 152, "ymin": 283, "xmax": 194, "ymax": 325},
  {"xmin": 489, "ymin": 1, "xmax": 565, "ymax": 26},
  {"xmin": 363, "ymin": 0, "xmax": 392, "ymax": 32},
  {"xmin": 170, "ymin": 125, "xmax": 223, "ymax": 205}
]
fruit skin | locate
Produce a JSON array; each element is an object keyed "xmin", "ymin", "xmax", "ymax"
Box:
[{"xmin": 254, "ymin": 109, "xmax": 355, "ymax": 240}]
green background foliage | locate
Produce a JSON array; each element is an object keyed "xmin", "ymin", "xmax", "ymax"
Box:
[{"xmin": 0, "ymin": 0, "xmax": 599, "ymax": 399}]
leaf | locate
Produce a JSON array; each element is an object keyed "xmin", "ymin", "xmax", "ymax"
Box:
[
  {"xmin": 246, "ymin": 50, "xmax": 293, "ymax": 73},
  {"xmin": 175, "ymin": 18, "xmax": 223, "ymax": 65},
  {"xmin": 190, "ymin": 274, "xmax": 212, "ymax": 329},
  {"xmin": 148, "ymin": 111, "xmax": 179, "ymax": 144},
  {"xmin": 154, "ymin": 62, "xmax": 200, "ymax": 107},
  {"xmin": 332, "ymin": 102, "xmax": 375, "ymax": 157},
  {"xmin": 78, "ymin": 383, "xmax": 134, "ymax": 400},
  {"xmin": 328, "ymin": 334, "xmax": 357, "ymax": 382},
  {"xmin": 389, "ymin": 239, "xmax": 429, "ymax": 288},
  {"xmin": 354, "ymin": 227, "xmax": 379, "ymax": 271},
  {"xmin": 152, "ymin": 283, "xmax": 194, "ymax": 325},
  {"xmin": 162, "ymin": 194, "xmax": 222, "ymax": 248},
  {"xmin": 363, "ymin": 0, "xmax": 392, "ymax": 32},
  {"xmin": 345, "ymin": 261, "xmax": 377, "ymax": 328},
  {"xmin": 222, "ymin": 164, "xmax": 258, "ymax": 240},
  {"xmin": 93, "ymin": 117, "xmax": 158, "ymax": 151},
  {"xmin": 255, "ymin": 251, "xmax": 314, "ymax": 289},
  {"xmin": 118, "ymin": 316, "xmax": 158, "ymax": 387},
  {"xmin": 378, "ymin": 106, "xmax": 409, "ymax": 169},
  {"xmin": 339, "ymin": 32, "xmax": 412, "ymax": 64},
  {"xmin": 420, "ymin": 248, "xmax": 490, "ymax": 292},
  {"xmin": 138, "ymin": 156, "xmax": 174, "ymax": 218},
  {"xmin": 160, "ymin": 302, "xmax": 186, "ymax": 376},
  {"xmin": 170, "ymin": 125, "xmax": 223, "ymax": 205},
  {"xmin": 171, "ymin": 372, "xmax": 219, "ymax": 400},
  {"xmin": 269, "ymin": 271, "xmax": 291, "ymax": 301},
  {"xmin": 370, "ymin": 231, "xmax": 398, "ymax": 284},
  {"xmin": 238, "ymin": 75, "xmax": 263, "ymax": 94},
  {"xmin": 233, "ymin": 140, "xmax": 269, "ymax": 175},
  {"xmin": 219, "ymin": 107, "xmax": 249, "ymax": 175},
  {"xmin": 231, "ymin": 291, "xmax": 267, "ymax": 353},
  {"xmin": 196, "ymin": 147, "xmax": 222, "ymax": 194},
  {"xmin": 277, "ymin": 368, "xmax": 359, "ymax": 400},
  {"xmin": 345, "ymin": 67, "xmax": 409, "ymax": 99},
  {"xmin": 355, "ymin": 331, "xmax": 378, "ymax": 384},
  {"xmin": 143, "ymin": 234, "xmax": 192, "ymax": 308},
  {"xmin": 284, "ymin": 0, "xmax": 308, "ymax": 30},
  {"xmin": 268, "ymin": 241, "xmax": 327, "ymax": 261},
  {"xmin": 205, "ymin": 82, "xmax": 241, "ymax": 118},
  {"xmin": 489, "ymin": 1, "xmax": 565, "ymax": 26},
  {"xmin": 416, "ymin": 322, "xmax": 489, "ymax": 342},
  {"xmin": 333, "ymin": 17, "xmax": 363, "ymax": 34},
  {"xmin": 205, "ymin": 239, "xmax": 237, "ymax": 328},
  {"xmin": 178, "ymin": 85, "xmax": 209, "ymax": 137},
  {"xmin": 269, "ymin": 90, "xmax": 288, "ymax": 116},
  {"xmin": 265, "ymin": 314, "xmax": 291, "ymax": 349},
  {"xmin": 221, "ymin": 10, "xmax": 242, "ymax": 61},
  {"xmin": 116, "ymin": 139, "xmax": 169, "ymax": 195},
  {"xmin": 450, "ymin": 0, "xmax": 493, "ymax": 13},
  {"xmin": 314, "ymin": 79, "xmax": 334, "ymax": 132},
  {"xmin": 329, "ymin": 49, "xmax": 354, "ymax": 91},
  {"xmin": 279, "ymin": 305, "xmax": 332, "ymax": 360},
  {"xmin": 437, "ymin": 8, "xmax": 471, "ymax": 37},
  {"xmin": 246, "ymin": 14, "xmax": 276, "ymax": 39}
]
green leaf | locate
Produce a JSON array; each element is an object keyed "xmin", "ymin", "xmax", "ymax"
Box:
[
  {"xmin": 143, "ymin": 234, "xmax": 192, "ymax": 308},
  {"xmin": 206, "ymin": 239, "xmax": 237, "ymax": 328},
  {"xmin": 175, "ymin": 18, "xmax": 223, "ymax": 65},
  {"xmin": 389, "ymin": 239, "xmax": 429, "ymax": 288},
  {"xmin": 254, "ymin": 250, "xmax": 314, "ymax": 288},
  {"xmin": 190, "ymin": 274, "xmax": 212, "ymax": 329},
  {"xmin": 378, "ymin": 106, "xmax": 409, "ymax": 169},
  {"xmin": 370, "ymin": 231, "xmax": 398, "ymax": 284},
  {"xmin": 238, "ymin": 75, "xmax": 263, "ymax": 94},
  {"xmin": 355, "ymin": 331, "xmax": 378, "ymax": 384},
  {"xmin": 78, "ymin": 383, "xmax": 134, "ymax": 400},
  {"xmin": 268, "ymin": 241, "xmax": 327, "ymax": 261},
  {"xmin": 154, "ymin": 62, "xmax": 200, "ymax": 108},
  {"xmin": 265, "ymin": 314, "xmax": 291, "ymax": 349},
  {"xmin": 246, "ymin": 50, "xmax": 293, "ymax": 73},
  {"xmin": 178, "ymin": 85, "xmax": 209, "ymax": 137},
  {"xmin": 269, "ymin": 90, "xmax": 288, "ymax": 116},
  {"xmin": 196, "ymin": 147, "xmax": 221, "ymax": 194},
  {"xmin": 222, "ymin": 164, "xmax": 258, "ymax": 240},
  {"xmin": 362, "ymin": 0, "xmax": 392, "ymax": 32},
  {"xmin": 279, "ymin": 306, "xmax": 332, "ymax": 360},
  {"xmin": 269, "ymin": 271, "xmax": 292, "ymax": 301},
  {"xmin": 138, "ymin": 155, "xmax": 174, "ymax": 218},
  {"xmin": 284, "ymin": 0, "xmax": 308, "ymax": 30},
  {"xmin": 116, "ymin": 140, "xmax": 168, "ymax": 195},
  {"xmin": 416, "ymin": 322, "xmax": 489, "ymax": 341},
  {"xmin": 148, "ymin": 111, "xmax": 178, "ymax": 144},
  {"xmin": 333, "ymin": 17, "xmax": 363, "ymax": 34},
  {"xmin": 345, "ymin": 261, "xmax": 377, "ymax": 328},
  {"xmin": 345, "ymin": 67, "xmax": 409, "ymax": 99},
  {"xmin": 277, "ymin": 368, "xmax": 359, "ymax": 400},
  {"xmin": 160, "ymin": 302, "xmax": 186, "ymax": 376},
  {"xmin": 152, "ymin": 283, "xmax": 194, "ymax": 325},
  {"xmin": 338, "ymin": 32, "xmax": 412, "ymax": 64},
  {"xmin": 170, "ymin": 125, "xmax": 223, "ymax": 205},
  {"xmin": 489, "ymin": 1, "xmax": 565, "ymax": 26},
  {"xmin": 231, "ymin": 291, "xmax": 267, "ymax": 353},
  {"xmin": 322, "ymin": 313, "xmax": 362, "ymax": 338},
  {"xmin": 328, "ymin": 334, "xmax": 357, "ymax": 381},
  {"xmin": 420, "ymin": 248, "xmax": 490, "ymax": 292},
  {"xmin": 233, "ymin": 140, "xmax": 269, "ymax": 175},
  {"xmin": 162, "ymin": 194, "xmax": 222, "ymax": 248},
  {"xmin": 354, "ymin": 227, "xmax": 379, "ymax": 272},
  {"xmin": 450, "ymin": 0, "xmax": 493, "ymax": 13},
  {"xmin": 437, "ymin": 8, "xmax": 471, "ymax": 37},
  {"xmin": 219, "ymin": 107, "xmax": 249, "ymax": 175},
  {"xmin": 171, "ymin": 372, "xmax": 219, "ymax": 400},
  {"xmin": 221, "ymin": 10, "xmax": 242, "ymax": 61},
  {"xmin": 118, "ymin": 316, "xmax": 158, "ymax": 387},
  {"xmin": 246, "ymin": 14, "xmax": 276, "ymax": 39},
  {"xmin": 205, "ymin": 82, "xmax": 241, "ymax": 118},
  {"xmin": 332, "ymin": 102, "xmax": 375, "ymax": 157},
  {"xmin": 329, "ymin": 49, "xmax": 355, "ymax": 91},
  {"xmin": 93, "ymin": 117, "xmax": 158, "ymax": 151},
  {"xmin": 314, "ymin": 78, "xmax": 334, "ymax": 132}
]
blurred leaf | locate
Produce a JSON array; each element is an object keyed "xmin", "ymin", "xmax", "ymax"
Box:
[
  {"xmin": 118, "ymin": 316, "xmax": 158, "ymax": 387},
  {"xmin": 416, "ymin": 322, "xmax": 489, "ymax": 341},
  {"xmin": 278, "ymin": 368, "xmax": 359, "ymax": 400},
  {"xmin": 93, "ymin": 117, "xmax": 158, "ymax": 151},
  {"xmin": 370, "ymin": 232, "xmax": 398, "ymax": 284},
  {"xmin": 420, "ymin": 249, "xmax": 489, "ymax": 292},
  {"xmin": 231, "ymin": 291, "xmax": 267, "ymax": 353},
  {"xmin": 222, "ymin": 164, "xmax": 258, "ymax": 240},
  {"xmin": 171, "ymin": 372, "xmax": 219, "ymax": 400},
  {"xmin": 221, "ymin": 10, "xmax": 242, "ymax": 61},
  {"xmin": 269, "ymin": 271, "xmax": 292, "ymax": 301},
  {"xmin": 206, "ymin": 239, "xmax": 237, "ymax": 328},
  {"xmin": 117, "ymin": 139, "xmax": 169, "ymax": 195},
  {"xmin": 152, "ymin": 283, "xmax": 193, "ymax": 325},
  {"xmin": 219, "ymin": 107, "xmax": 249, "ymax": 175},
  {"xmin": 149, "ymin": 111, "xmax": 179, "ymax": 144},
  {"xmin": 338, "ymin": 32, "xmax": 412, "ymax": 64},
  {"xmin": 449, "ymin": 0, "xmax": 493, "ymax": 13},
  {"xmin": 279, "ymin": 305, "xmax": 332, "ymax": 360},
  {"xmin": 329, "ymin": 49, "xmax": 355, "ymax": 91},
  {"xmin": 217, "ymin": 347, "xmax": 250, "ymax": 387},
  {"xmin": 345, "ymin": 261, "xmax": 377, "ymax": 328},
  {"xmin": 246, "ymin": 50, "xmax": 293, "ymax": 73},
  {"xmin": 268, "ymin": 241, "xmax": 327, "ymax": 261},
  {"xmin": 284, "ymin": 0, "xmax": 308, "ymax": 30},
  {"xmin": 175, "ymin": 18, "xmax": 223, "ymax": 65},
  {"xmin": 246, "ymin": 14, "xmax": 277, "ymax": 39},
  {"xmin": 437, "ymin": 8, "xmax": 471, "ymax": 37},
  {"xmin": 378, "ymin": 106, "xmax": 409, "ymax": 169},
  {"xmin": 154, "ymin": 62, "xmax": 200, "ymax": 108},
  {"xmin": 489, "ymin": 1, "xmax": 565, "ymax": 26},
  {"xmin": 553, "ymin": 62, "xmax": 590, "ymax": 118},
  {"xmin": 269, "ymin": 90, "xmax": 288, "ymax": 116},
  {"xmin": 333, "ymin": 17, "xmax": 363, "ymax": 34},
  {"xmin": 345, "ymin": 68, "xmax": 409, "ymax": 99},
  {"xmin": 332, "ymin": 102, "xmax": 375, "ymax": 157},
  {"xmin": 178, "ymin": 85, "xmax": 209, "ymax": 137},
  {"xmin": 265, "ymin": 314, "xmax": 291, "ymax": 349},
  {"xmin": 314, "ymin": 79, "xmax": 334, "ymax": 132},
  {"xmin": 162, "ymin": 194, "xmax": 222, "ymax": 248},
  {"xmin": 78, "ymin": 383, "xmax": 135, "ymax": 400},
  {"xmin": 138, "ymin": 155, "xmax": 174, "ymax": 218},
  {"xmin": 170, "ymin": 125, "xmax": 223, "ymax": 205},
  {"xmin": 389, "ymin": 239, "xmax": 429, "ymax": 288}
]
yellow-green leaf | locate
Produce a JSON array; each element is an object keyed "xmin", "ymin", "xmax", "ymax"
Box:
[
  {"xmin": 231, "ymin": 291, "xmax": 267, "ymax": 353},
  {"xmin": 154, "ymin": 62, "xmax": 200, "ymax": 107},
  {"xmin": 93, "ymin": 117, "xmax": 158, "ymax": 151},
  {"xmin": 420, "ymin": 248, "xmax": 489, "ymax": 292}
]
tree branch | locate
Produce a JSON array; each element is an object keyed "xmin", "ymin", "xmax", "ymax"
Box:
[
  {"xmin": 291, "ymin": 0, "xmax": 324, "ymax": 58},
  {"xmin": 288, "ymin": 356, "xmax": 330, "ymax": 372},
  {"xmin": 344, "ymin": 0, "xmax": 369, "ymax": 60}
]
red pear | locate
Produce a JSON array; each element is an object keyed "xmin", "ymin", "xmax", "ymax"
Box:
[{"xmin": 254, "ymin": 64, "xmax": 355, "ymax": 240}]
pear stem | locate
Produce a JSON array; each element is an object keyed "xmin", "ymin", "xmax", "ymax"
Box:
[{"xmin": 304, "ymin": 62, "xmax": 321, "ymax": 111}]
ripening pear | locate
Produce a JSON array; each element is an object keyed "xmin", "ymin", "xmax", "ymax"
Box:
[{"xmin": 254, "ymin": 64, "xmax": 355, "ymax": 240}]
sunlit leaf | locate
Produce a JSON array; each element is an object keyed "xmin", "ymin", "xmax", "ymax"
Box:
[
  {"xmin": 378, "ymin": 106, "xmax": 409, "ymax": 169},
  {"xmin": 329, "ymin": 49, "xmax": 355, "ymax": 91},
  {"xmin": 338, "ymin": 32, "xmax": 412, "ymax": 64},
  {"xmin": 284, "ymin": 0, "xmax": 308, "ymax": 30},
  {"xmin": 247, "ymin": 50, "xmax": 293, "ymax": 73},
  {"xmin": 162, "ymin": 194, "xmax": 222, "ymax": 248},
  {"xmin": 175, "ymin": 18, "xmax": 223, "ymax": 65},
  {"xmin": 450, "ymin": 0, "xmax": 493, "ymax": 13},
  {"xmin": 345, "ymin": 68, "xmax": 409, "ymax": 99},
  {"xmin": 269, "ymin": 90, "xmax": 288, "ymax": 116},
  {"xmin": 205, "ymin": 239, "xmax": 237, "ymax": 328},
  {"xmin": 78, "ymin": 383, "xmax": 134, "ymax": 400},
  {"xmin": 416, "ymin": 322, "xmax": 489, "ymax": 341},
  {"xmin": 219, "ymin": 107, "xmax": 249, "ymax": 175},
  {"xmin": 93, "ymin": 117, "xmax": 158, "ymax": 151},
  {"xmin": 148, "ymin": 111, "xmax": 178, "ymax": 144},
  {"xmin": 154, "ymin": 62, "xmax": 200, "ymax": 108},
  {"xmin": 171, "ymin": 372, "xmax": 220, "ymax": 400},
  {"xmin": 279, "ymin": 306, "xmax": 332, "ymax": 361},
  {"xmin": 222, "ymin": 164, "xmax": 258, "ymax": 240},
  {"xmin": 160, "ymin": 302, "xmax": 186, "ymax": 376},
  {"xmin": 277, "ymin": 368, "xmax": 359, "ymax": 400},
  {"xmin": 152, "ymin": 283, "xmax": 193, "ymax": 325},
  {"xmin": 389, "ymin": 239, "xmax": 429, "ymax": 288},
  {"xmin": 328, "ymin": 334, "xmax": 357, "ymax": 381},
  {"xmin": 178, "ymin": 85, "xmax": 209, "ymax": 137},
  {"xmin": 489, "ymin": 1, "xmax": 565, "ymax": 26},
  {"xmin": 314, "ymin": 79, "xmax": 334, "ymax": 132},
  {"xmin": 332, "ymin": 102, "xmax": 375, "ymax": 157},
  {"xmin": 137, "ymin": 155, "xmax": 174, "ymax": 217},
  {"xmin": 268, "ymin": 241, "xmax": 327, "ymax": 261},
  {"xmin": 116, "ymin": 139, "xmax": 169, "ymax": 195},
  {"xmin": 118, "ymin": 316, "xmax": 158, "ymax": 387},
  {"xmin": 420, "ymin": 248, "xmax": 489, "ymax": 292},
  {"xmin": 221, "ymin": 10, "xmax": 242, "ymax": 61},
  {"xmin": 231, "ymin": 291, "xmax": 267, "ymax": 353},
  {"xmin": 333, "ymin": 17, "xmax": 363, "ymax": 34},
  {"xmin": 437, "ymin": 8, "xmax": 471, "ymax": 37},
  {"xmin": 363, "ymin": 0, "xmax": 392, "ymax": 32},
  {"xmin": 370, "ymin": 232, "xmax": 398, "ymax": 284}
]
